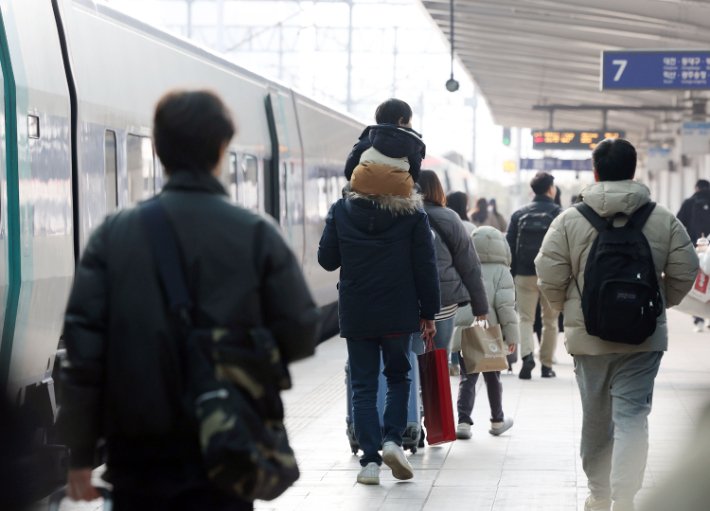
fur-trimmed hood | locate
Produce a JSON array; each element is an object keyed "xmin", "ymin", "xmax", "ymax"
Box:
[
  {"xmin": 340, "ymin": 188, "xmax": 425, "ymax": 236},
  {"xmin": 345, "ymin": 189, "xmax": 423, "ymax": 215}
]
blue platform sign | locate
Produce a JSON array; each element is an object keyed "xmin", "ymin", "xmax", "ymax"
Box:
[{"xmin": 601, "ymin": 50, "xmax": 710, "ymax": 90}]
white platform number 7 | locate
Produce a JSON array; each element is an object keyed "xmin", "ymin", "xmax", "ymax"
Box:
[{"xmin": 612, "ymin": 59, "xmax": 628, "ymax": 82}]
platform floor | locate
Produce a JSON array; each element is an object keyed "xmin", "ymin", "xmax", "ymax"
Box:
[{"xmin": 54, "ymin": 308, "xmax": 710, "ymax": 511}]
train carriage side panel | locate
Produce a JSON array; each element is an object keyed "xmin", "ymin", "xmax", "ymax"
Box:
[
  {"xmin": 58, "ymin": 0, "xmax": 274, "ymax": 251},
  {"xmin": 0, "ymin": 1, "xmax": 73, "ymax": 410},
  {"xmin": 292, "ymin": 93, "xmax": 363, "ymax": 336}
]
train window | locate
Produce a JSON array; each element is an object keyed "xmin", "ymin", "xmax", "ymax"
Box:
[
  {"xmin": 27, "ymin": 114, "xmax": 40, "ymax": 139},
  {"xmin": 226, "ymin": 152, "xmax": 238, "ymax": 202},
  {"xmin": 104, "ymin": 130, "xmax": 118, "ymax": 213},
  {"xmin": 127, "ymin": 134, "xmax": 155, "ymax": 204},
  {"xmin": 240, "ymin": 154, "xmax": 258, "ymax": 210}
]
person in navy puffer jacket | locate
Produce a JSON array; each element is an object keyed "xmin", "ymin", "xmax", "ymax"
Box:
[{"xmin": 318, "ymin": 187, "xmax": 439, "ymax": 486}]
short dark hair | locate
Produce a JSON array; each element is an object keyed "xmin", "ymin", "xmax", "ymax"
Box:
[
  {"xmin": 153, "ymin": 90, "xmax": 236, "ymax": 174},
  {"xmin": 446, "ymin": 191, "xmax": 469, "ymax": 221},
  {"xmin": 592, "ymin": 138, "xmax": 636, "ymax": 182},
  {"xmin": 375, "ymin": 98, "xmax": 412, "ymax": 125},
  {"xmin": 696, "ymin": 179, "xmax": 710, "ymax": 191},
  {"xmin": 418, "ymin": 170, "xmax": 446, "ymax": 207},
  {"xmin": 530, "ymin": 172, "xmax": 554, "ymax": 195}
]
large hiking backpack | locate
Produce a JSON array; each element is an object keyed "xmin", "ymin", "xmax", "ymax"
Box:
[
  {"xmin": 575, "ymin": 202, "xmax": 663, "ymax": 345},
  {"xmin": 515, "ymin": 211, "xmax": 555, "ymax": 274}
]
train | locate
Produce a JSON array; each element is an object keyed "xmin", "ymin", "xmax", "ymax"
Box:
[{"xmin": 0, "ymin": 0, "xmax": 492, "ymax": 447}]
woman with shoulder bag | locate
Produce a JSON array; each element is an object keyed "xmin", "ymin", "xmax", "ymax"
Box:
[{"xmin": 412, "ymin": 172, "xmax": 488, "ymax": 365}]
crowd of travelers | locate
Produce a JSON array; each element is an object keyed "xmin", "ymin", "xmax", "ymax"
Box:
[{"xmin": 45, "ymin": 93, "xmax": 702, "ymax": 511}]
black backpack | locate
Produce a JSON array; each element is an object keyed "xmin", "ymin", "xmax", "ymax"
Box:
[
  {"xmin": 515, "ymin": 211, "xmax": 555, "ymax": 274},
  {"xmin": 575, "ymin": 202, "xmax": 663, "ymax": 344}
]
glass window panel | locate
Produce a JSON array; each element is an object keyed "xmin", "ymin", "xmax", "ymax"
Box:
[
  {"xmin": 127, "ymin": 134, "xmax": 155, "ymax": 204},
  {"xmin": 104, "ymin": 130, "xmax": 118, "ymax": 213}
]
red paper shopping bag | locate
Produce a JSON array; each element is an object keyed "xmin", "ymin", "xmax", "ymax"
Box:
[{"xmin": 417, "ymin": 347, "xmax": 456, "ymax": 445}]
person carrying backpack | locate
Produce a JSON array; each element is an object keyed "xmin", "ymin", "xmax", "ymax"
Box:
[
  {"xmin": 535, "ymin": 138, "xmax": 698, "ymax": 511},
  {"xmin": 506, "ymin": 172, "xmax": 561, "ymax": 379},
  {"xmin": 676, "ymin": 179, "xmax": 710, "ymax": 331}
]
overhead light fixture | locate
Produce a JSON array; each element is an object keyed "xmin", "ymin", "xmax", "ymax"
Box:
[{"xmin": 445, "ymin": 0, "xmax": 459, "ymax": 92}]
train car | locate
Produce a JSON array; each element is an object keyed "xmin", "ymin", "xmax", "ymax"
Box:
[{"xmin": 0, "ymin": 0, "xmax": 362, "ymax": 488}]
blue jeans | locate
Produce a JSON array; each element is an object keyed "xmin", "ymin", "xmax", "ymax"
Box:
[
  {"xmin": 574, "ymin": 351, "xmax": 663, "ymax": 503},
  {"xmin": 411, "ymin": 316, "xmax": 456, "ymax": 356},
  {"xmin": 346, "ymin": 334, "xmax": 412, "ymax": 467}
]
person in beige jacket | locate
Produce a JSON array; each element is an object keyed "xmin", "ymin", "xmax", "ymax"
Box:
[{"xmin": 535, "ymin": 139, "xmax": 698, "ymax": 511}]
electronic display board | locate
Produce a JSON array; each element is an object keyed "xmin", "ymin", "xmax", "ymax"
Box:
[
  {"xmin": 602, "ymin": 51, "xmax": 710, "ymax": 90},
  {"xmin": 532, "ymin": 130, "xmax": 625, "ymax": 150}
]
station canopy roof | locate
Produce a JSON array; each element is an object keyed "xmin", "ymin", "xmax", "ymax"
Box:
[{"xmin": 420, "ymin": 0, "xmax": 710, "ymax": 138}]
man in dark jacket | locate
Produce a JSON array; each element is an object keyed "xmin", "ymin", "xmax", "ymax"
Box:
[
  {"xmin": 58, "ymin": 90, "xmax": 319, "ymax": 510},
  {"xmin": 318, "ymin": 189, "xmax": 439, "ymax": 486},
  {"xmin": 506, "ymin": 172, "xmax": 561, "ymax": 380},
  {"xmin": 677, "ymin": 179, "xmax": 710, "ymax": 331}
]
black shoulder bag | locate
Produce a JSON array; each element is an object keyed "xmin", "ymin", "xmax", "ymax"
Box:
[{"xmin": 139, "ymin": 197, "xmax": 299, "ymax": 501}]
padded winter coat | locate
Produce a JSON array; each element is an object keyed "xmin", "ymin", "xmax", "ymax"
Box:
[
  {"xmin": 451, "ymin": 226, "xmax": 519, "ymax": 351},
  {"xmin": 424, "ymin": 203, "xmax": 488, "ymax": 316},
  {"xmin": 318, "ymin": 191, "xmax": 440, "ymax": 339},
  {"xmin": 535, "ymin": 180, "xmax": 698, "ymax": 355}
]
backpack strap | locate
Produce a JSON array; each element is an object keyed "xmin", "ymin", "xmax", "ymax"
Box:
[
  {"xmin": 574, "ymin": 203, "xmax": 608, "ymax": 232},
  {"xmin": 139, "ymin": 196, "xmax": 193, "ymax": 328},
  {"xmin": 627, "ymin": 201, "xmax": 656, "ymax": 229}
]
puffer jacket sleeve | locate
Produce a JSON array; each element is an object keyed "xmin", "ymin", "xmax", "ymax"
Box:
[
  {"xmin": 413, "ymin": 214, "xmax": 441, "ymax": 320},
  {"xmin": 494, "ymin": 267, "xmax": 520, "ymax": 345},
  {"xmin": 344, "ymin": 129, "xmax": 371, "ymax": 180},
  {"xmin": 535, "ymin": 213, "xmax": 571, "ymax": 313},
  {"xmin": 257, "ymin": 220, "xmax": 320, "ymax": 363},
  {"xmin": 58, "ymin": 220, "xmax": 110, "ymax": 468},
  {"xmin": 407, "ymin": 143, "xmax": 425, "ymax": 183},
  {"xmin": 447, "ymin": 215, "xmax": 489, "ymax": 316},
  {"xmin": 663, "ymin": 215, "xmax": 699, "ymax": 307},
  {"xmin": 318, "ymin": 202, "xmax": 341, "ymax": 272}
]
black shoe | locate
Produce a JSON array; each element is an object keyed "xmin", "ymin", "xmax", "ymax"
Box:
[
  {"xmin": 519, "ymin": 355, "xmax": 535, "ymax": 380},
  {"xmin": 541, "ymin": 365, "xmax": 556, "ymax": 378}
]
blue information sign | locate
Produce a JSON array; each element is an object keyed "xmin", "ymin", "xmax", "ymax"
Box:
[{"xmin": 601, "ymin": 50, "xmax": 710, "ymax": 90}]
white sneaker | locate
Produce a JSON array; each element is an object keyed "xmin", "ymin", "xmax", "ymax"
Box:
[
  {"xmin": 694, "ymin": 323, "xmax": 704, "ymax": 333},
  {"xmin": 382, "ymin": 441, "xmax": 414, "ymax": 480},
  {"xmin": 584, "ymin": 494, "xmax": 612, "ymax": 511},
  {"xmin": 456, "ymin": 422, "xmax": 472, "ymax": 439},
  {"xmin": 489, "ymin": 417, "xmax": 514, "ymax": 436},
  {"xmin": 356, "ymin": 462, "xmax": 380, "ymax": 485}
]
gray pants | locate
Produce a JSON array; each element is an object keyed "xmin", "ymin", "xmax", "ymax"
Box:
[
  {"xmin": 574, "ymin": 351, "xmax": 663, "ymax": 503},
  {"xmin": 456, "ymin": 355, "xmax": 503, "ymax": 425}
]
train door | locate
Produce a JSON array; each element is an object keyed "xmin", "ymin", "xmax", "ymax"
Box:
[{"xmin": 265, "ymin": 90, "xmax": 305, "ymax": 263}]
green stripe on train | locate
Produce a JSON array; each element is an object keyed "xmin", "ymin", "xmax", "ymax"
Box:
[{"xmin": 0, "ymin": 6, "xmax": 22, "ymax": 395}]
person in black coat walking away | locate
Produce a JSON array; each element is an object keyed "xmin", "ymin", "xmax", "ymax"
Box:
[
  {"xmin": 677, "ymin": 179, "xmax": 710, "ymax": 331},
  {"xmin": 318, "ymin": 179, "xmax": 440, "ymax": 486},
  {"xmin": 58, "ymin": 90, "xmax": 320, "ymax": 511},
  {"xmin": 506, "ymin": 172, "xmax": 561, "ymax": 380}
]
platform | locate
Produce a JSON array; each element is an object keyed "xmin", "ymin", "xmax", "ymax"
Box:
[{"xmin": 52, "ymin": 308, "xmax": 710, "ymax": 511}]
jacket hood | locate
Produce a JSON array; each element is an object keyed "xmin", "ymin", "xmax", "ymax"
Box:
[
  {"xmin": 343, "ymin": 190, "xmax": 424, "ymax": 234},
  {"xmin": 581, "ymin": 180, "xmax": 651, "ymax": 217},
  {"xmin": 472, "ymin": 225, "xmax": 511, "ymax": 265},
  {"xmin": 368, "ymin": 124, "xmax": 426, "ymax": 159}
]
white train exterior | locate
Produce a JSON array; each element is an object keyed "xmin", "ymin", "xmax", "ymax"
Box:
[
  {"xmin": 0, "ymin": 0, "xmax": 364, "ymax": 427},
  {"xmin": 0, "ymin": 0, "xmax": 494, "ymax": 442}
]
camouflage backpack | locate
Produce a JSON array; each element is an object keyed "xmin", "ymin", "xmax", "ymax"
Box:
[{"xmin": 140, "ymin": 197, "xmax": 299, "ymax": 501}]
